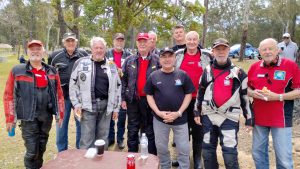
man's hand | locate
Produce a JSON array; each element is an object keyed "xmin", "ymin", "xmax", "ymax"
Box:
[
  {"xmin": 112, "ymin": 112, "xmax": 118, "ymax": 120},
  {"xmin": 250, "ymin": 89, "xmax": 266, "ymax": 100},
  {"xmin": 194, "ymin": 116, "xmax": 202, "ymax": 125},
  {"xmin": 121, "ymin": 101, "xmax": 127, "ymax": 110},
  {"xmin": 163, "ymin": 111, "xmax": 180, "ymax": 123},
  {"xmin": 74, "ymin": 107, "xmax": 82, "ymax": 120},
  {"xmin": 245, "ymin": 125, "xmax": 253, "ymax": 133},
  {"xmin": 6, "ymin": 123, "xmax": 14, "ymax": 132},
  {"xmin": 58, "ymin": 118, "xmax": 63, "ymax": 128}
]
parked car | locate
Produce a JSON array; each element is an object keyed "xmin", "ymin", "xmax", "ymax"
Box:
[{"xmin": 229, "ymin": 43, "xmax": 259, "ymax": 59}]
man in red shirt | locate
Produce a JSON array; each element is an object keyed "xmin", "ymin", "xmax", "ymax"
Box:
[
  {"xmin": 121, "ymin": 33, "xmax": 160, "ymax": 155},
  {"xmin": 106, "ymin": 33, "xmax": 131, "ymax": 149},
  {"xmin": 175, "ymin": 31, "xmax": 213, "ymax": 169},
  {"xmin": 3, "ymin": 40, "xmax": 64, "ymax": 169},
  {"xmin": 248, "ymin": 38, "xmax": 300, "ymax": 169},
  {"xmin": 194, "ymin": 38, "xmax": 253, "ymax": 169}
]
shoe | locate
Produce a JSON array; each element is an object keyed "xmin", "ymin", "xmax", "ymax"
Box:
[
  {"xmin": 171, "ymin": 160, "xmax": 179, "ymax": 167},
  {"xmin": 117, "ymin": 141, "xmax": 125, "ymax": 149},
  {"xmin": 172, "ymin": 142, "xmax": 176, "ymax": 147},
  {"xmin": 108, "ymin": 140, "xmax": 115, "ymax": 147}
]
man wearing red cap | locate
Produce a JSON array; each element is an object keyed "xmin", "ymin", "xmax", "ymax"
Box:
[
  {"xmin": 3, "ymin": 40, "xmax": 64, "ymax": 169},
  {"xmin": 122, "ymin": 32, "xmax": 160, "ymax": 154}
]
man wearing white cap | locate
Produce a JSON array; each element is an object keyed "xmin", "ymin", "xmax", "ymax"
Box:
[{"xmin": 278, "ymin": 33, "xmax": 298, "ymax": 62}]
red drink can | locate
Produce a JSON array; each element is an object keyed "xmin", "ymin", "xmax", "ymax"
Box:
[{"xmin": 127, "ymin": 154, "xmax": 135, "ymax": 169}]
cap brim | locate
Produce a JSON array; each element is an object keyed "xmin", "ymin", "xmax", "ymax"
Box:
[
  {"xmin": 137, "ymin": 37, "xmax": 149, "ymax": 41},
  {"xmin": 160, "ymin": 51, "xmax": 175, "ymax": 56},
  {"xmin": 64, "ymin": 37, "xmax": 77, "ymax": 40},
  {"xmin": 115, "ymin": 37, "xmax": 125, "ymax": 40},
  {"xmin": 28, "ymin": 43, "xmax": 43, "ymax": 48},
  {"xmin": 213, "ymin": 43, "xmax": 229, "ymax": 48}
]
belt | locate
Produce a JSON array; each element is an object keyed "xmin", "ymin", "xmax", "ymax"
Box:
[{"xmin": 96, "ymin": 97, "xmax": 108, "ymax": 101}]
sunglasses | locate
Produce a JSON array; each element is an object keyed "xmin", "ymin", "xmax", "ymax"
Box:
[{"xmin": 265, "ymin": 73, "xmax": 272, "ymax": 84}]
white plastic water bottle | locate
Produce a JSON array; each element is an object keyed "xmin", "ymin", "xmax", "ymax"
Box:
[{"xmin": 140, "ymin": 133, "xmax": 148, "ymax": 159}]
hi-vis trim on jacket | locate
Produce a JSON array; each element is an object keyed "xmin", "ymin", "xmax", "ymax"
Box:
[
  {"xmin": 69, "ymin": 56, "xmax": 121, "ymax": 115},
  {"xmin": 196, "ymin": 64, "xmax": 253, "ymax": 127}
]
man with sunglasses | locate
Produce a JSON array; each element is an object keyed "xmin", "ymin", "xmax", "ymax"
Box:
[
  {"xmin": 278, "ymin": 33, "xmax": 298, "ymax": 62},
  {"xmin": 248, "ymin": 38, "xmax": 300, "ymax": 169}
]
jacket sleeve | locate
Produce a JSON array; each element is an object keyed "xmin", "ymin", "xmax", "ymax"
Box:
[
  {"xmin": 3, "ymin": 70, "xmax": 15, "ymax": 123},
  {"xmin": 121, "ymin": 57, "xmax": 129, "ymax": 101},
  {"xmin": 69, "ymin": 60, "xmax": 82, "ymax": 108},
  {"xmin": 193, "ymin": 70, "xmax": 208, "ymax": 117},
  {"xmin": 114, "ymin": 74, "xmax": 122, "ymax": 113},
  {"xmin": 55, "ymin": 72, "xmax": 65, "ymax": 121},
  {"xmin": 238, "ymin": 69, "xmax": 254, "ymax": 126}
]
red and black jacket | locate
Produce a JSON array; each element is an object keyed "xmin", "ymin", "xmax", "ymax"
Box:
[{"xmin": 3, "ymin": 62, "xmax": 64, "ymax": 124}]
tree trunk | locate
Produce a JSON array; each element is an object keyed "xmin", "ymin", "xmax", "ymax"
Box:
[
  {"xmin": 72, "ymin": 1, "xmax": 80, "ymax": 45},
  {"xmin": 55, "ymin": 0, "xmax": 66, "ymax": 47},
  {"xmin": 201, "ymin": 0, "xmax": 208, "ymax": 47},
  {"xmin": 239, "ymin": 0, "xmax": 250, "ymax": 62}
]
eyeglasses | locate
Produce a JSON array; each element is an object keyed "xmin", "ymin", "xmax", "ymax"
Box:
[{"xmin": 265, "ymin": 73, "xmax": 272, "ymax": 84}]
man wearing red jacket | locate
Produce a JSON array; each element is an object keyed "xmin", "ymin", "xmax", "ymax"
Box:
[
  {"xmin": 3, "ymin": 40, "xmax": 64, "ymax": 169},
  {"xmin": 248, "ymin": 38, "xmax": 300, "ymax": 169}
]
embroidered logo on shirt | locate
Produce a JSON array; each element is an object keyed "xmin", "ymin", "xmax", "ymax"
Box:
[
  {"xmin": 80, "ymin": 73, "xmax": 86, "ymax": 81},
  {"xmin": 175, "ymin": 79, "xmax": 182, "ymax": 86},
  {"xmin": 224, "ymin": 79, "xmax": 230, "ymax": 86},
  {"xmin": 156, "ymin": 82, "xmax": 162, "ymax": 85},
  {"xmin": 274, "ymin": 70, "xmax": 286, "ymax": 80}
]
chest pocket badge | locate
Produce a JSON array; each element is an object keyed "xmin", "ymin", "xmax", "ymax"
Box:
[
  {"xmin": 274, "ymin": 70, "xmax": 286, "ymax": 80},
  {"xmin": 80, "ymin": 73, "xmax": 86, "ymax": 81},
  {"xmin": 175, "ymin": 79, "xmax": 182, "ymax": 86}
]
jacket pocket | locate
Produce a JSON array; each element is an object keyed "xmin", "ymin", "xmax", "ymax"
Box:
[{"xmin": 16, "ymin": 98, "xmax": 25, "ymax": 119}]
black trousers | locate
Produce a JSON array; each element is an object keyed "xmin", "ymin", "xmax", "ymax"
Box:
[
  {"xmin": 126, "ymin": 97, "xmax": 157, "ymax": 155},
  {"xmin": 187, "ymin": 99, "xmax": 204, "ymax": 169},
  {"xmin": 21, "ymin": 87, "xmax": 53, "ymax": 169}
]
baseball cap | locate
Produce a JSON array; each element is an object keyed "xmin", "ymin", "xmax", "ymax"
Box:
[
  {"xmin": 136, "ymin": 33, "xmax": 149, "ymax": 41},
  {"xmin": 27, "ymin": 40, "xmax": 43, "ymax": 48},
  {"xmin": 113, "ymin": 33, "xmax": 125, "ymax": 40},
  {"xmin": 282, "ymin": 33, "xmax": 290, "ymax": 38},
  {"xmin": 212, "ymin": 38, "xmax": 230, "ymax": 49},
  {"xmin": 63, "ymin": 32, "xmax": 77, "ymax": 41},
  {"xmin": 159, "ymin": 47, "xmax": 175, "ymax": 56}
]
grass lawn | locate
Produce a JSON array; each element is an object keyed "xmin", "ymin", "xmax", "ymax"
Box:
[{"xmin": 0, "ymin": 56, "xmax": 298, "ymax": 169}]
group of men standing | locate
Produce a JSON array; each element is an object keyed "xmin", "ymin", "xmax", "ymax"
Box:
[{"xmin": 3, "ymin": 23, "xmax": 300, "ymax": 169}]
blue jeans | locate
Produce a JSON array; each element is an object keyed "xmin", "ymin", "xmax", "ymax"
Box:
[
  {"xmin": 56, "ymin": 97, "xmax": 81, "ymax": 152},
  {"xmin": 252, "ymin": 125, "xmax": 293, "ymax": 169},
  {"xmin": 108, "ymin": 108, "xmax": 126, "ymax": 143}
]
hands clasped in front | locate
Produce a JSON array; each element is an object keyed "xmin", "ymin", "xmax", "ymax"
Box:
[{"xmin": 158, "ymin": 111, "xmax": 180, "ymax": 123}]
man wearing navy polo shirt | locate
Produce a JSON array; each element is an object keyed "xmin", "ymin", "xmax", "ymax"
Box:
[
  {"xmin": 145, "ymin": 47, "xmax": 195, "ymax": 169},
  {"xmin": 248, "ymin": 38, "xmax": 300, "ymax": 169}
]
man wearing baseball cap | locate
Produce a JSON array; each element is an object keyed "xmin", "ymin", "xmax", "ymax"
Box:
[
  {"xmin": 122, "ymin": 32, "xmax": 159, "ymax": 155},
  {"xmin": 106, "ymin": 33, "xmax": 132, "ymax": 149},
  {"xmin": 194, "ymin": 38, "xmax": 253, "ymax": 168},
  {"xmin": 278, "ymin": 33, "xmax": 298, "ymax": 62},
  {"xmin": 3, "ymin": 40, "xmax": 65, "ymax": 168},
  {"xmin": 48, "ymin": 32, "xmax": 89, "ymax": 152},
  {"xmin": 144, "ymin": 47, "xmax": 195, "ymax": 168}
]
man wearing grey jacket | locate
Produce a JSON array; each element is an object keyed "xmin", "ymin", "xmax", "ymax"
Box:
[{"xmin": 69, "ymin": 37, "xmax": 121, "ymax": 149}]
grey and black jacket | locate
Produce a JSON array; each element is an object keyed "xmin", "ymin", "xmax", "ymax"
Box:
[
  {"xmin": 48, "ymin": 48, "xmax": 89, "ymax": 97},
  {"xmin": 69, "ymin": 56, "xmax": 121, "ymax": 115}
]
